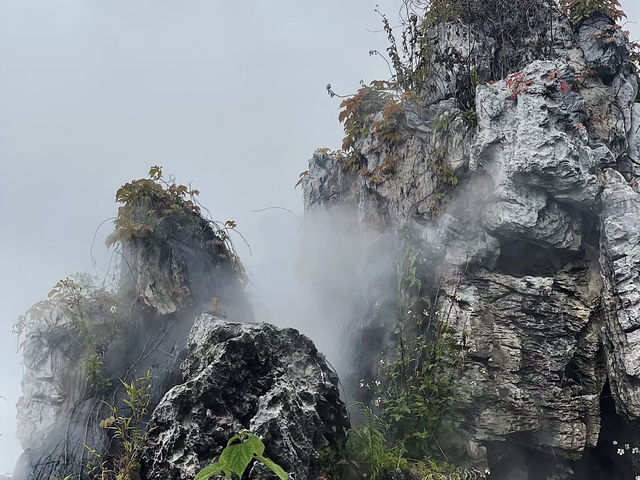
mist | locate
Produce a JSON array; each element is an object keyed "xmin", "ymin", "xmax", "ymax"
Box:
[{"xmin": 3, "ymin": 0, "xmax": 640, "ymax": 475}]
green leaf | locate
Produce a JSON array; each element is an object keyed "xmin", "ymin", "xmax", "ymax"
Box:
[
  {"xmin": 255, "ymin": 455, "xmax": 287, "ymax": 480},
  {"xmin": 194, "ymin": 462, "xmax": 223, "ymax": 480},
  {"xmin": 244, "ymin": 433, "xmax": 265, "ymax": 457},
  {"xmin": 219, "ymin": 442, "xmax": 254, "ymax": 477}
]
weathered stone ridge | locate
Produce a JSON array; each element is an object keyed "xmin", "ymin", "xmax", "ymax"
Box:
[{"xmin": 302, "ymin": 2, "xmax": 640, "ymax": 475}]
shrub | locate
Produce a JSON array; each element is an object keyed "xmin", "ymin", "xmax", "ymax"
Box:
[
  {"xmin": 14, "ymin": 273, "xmax": 123, "ymax": 393},
  {"xmin": 560, "ymin": 0, "xmax": 626, "ymax": 23},
  {"xmin": 85, "ymin": 370, "xmax": 154, "ymax": 480}
]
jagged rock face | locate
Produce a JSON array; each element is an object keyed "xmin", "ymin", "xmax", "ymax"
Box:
[
  {"xmin": 600, "ymin": 169, "xmax": 640, "ymax": 420},
  {"xmin": 13, "ymin": 306, "xmax": 195, "ymax": 480},
  {"xmin": 141, "ymin": 316, "xmax": 348, "ymax": 480},
  {"xmin": 13, "ymin": 211, "xmax": 255, "ymax": 479},
  {"xmin": 120, "ymin": 211, "xmax": 251, "ymax": 320},
  {"xmin": 440, "ymin": 268, "xmax": 604, "ymax": 454},
  {"xmin": 15, "ymin": 306, "xmax": 87, "ymax": 450},
  {"xmin": 303, "ymin": 4, "xmax": 640, "ymax": 476}
]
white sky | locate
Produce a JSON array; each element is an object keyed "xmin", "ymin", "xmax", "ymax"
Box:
[{"xmin": 0, "ymin": 0, "xmax": 639, "ymax": 473}]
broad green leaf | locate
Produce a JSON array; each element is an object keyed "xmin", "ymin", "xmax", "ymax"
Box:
[
  {"xmin": 244, "ymin": 433, "xmax": 265, "ymax": 457},
  {"xmin": 219, "ymin": 442, "xmax": 254, "ymax": 477},
  {"xmin": 256, "ymin": 455, "xmax": 287, "ymax": 480},
  {"xmin": 194, "ymin": 462, "xmax": 222, "ymax": 480}
]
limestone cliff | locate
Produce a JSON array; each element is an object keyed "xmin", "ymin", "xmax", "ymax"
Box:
[{"xmin": 304, "ymin": 3, "xmax": 640, "ymax": 479}]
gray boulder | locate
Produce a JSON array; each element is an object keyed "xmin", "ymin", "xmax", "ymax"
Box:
[{"xmin": 141, "ymin": 315, "xmax": 348, "ymax": 480}]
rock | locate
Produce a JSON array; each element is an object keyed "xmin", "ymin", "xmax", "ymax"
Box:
[
  {"xmin": 13, "ymin": 198, "xmax": 255, "ymax": 480},
  {"xmin": 302, "ymin": 151, "xmax": 358, "ymax": 211},
  {"xmin": 578, "ymin": 13, "xmax": 630, "ymax": 81},
  {"xmin": 301, "ymin": 2, "xmax": 640, "ymax": 475},
  {"xmin": 439, "ymin": 268, "xmax": 604, "ymax": 456},
  {"xmin": 141, "ymin": 315, "xmax": 348, "ymax": 480},
  {"xmin": 119, "ymin": 209, "xmax": 251, "ymax": 320},
  {"xmin": 472, "ymin": 60, "xmax": 601, "ymax": 209},
  {"xmin": 599, "ymin": 169, "xmax": 640, "ymax": 419}
]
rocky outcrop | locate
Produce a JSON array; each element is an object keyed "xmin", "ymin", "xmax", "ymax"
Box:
[
  {"xmin": 142, "ymin": 316, "xmax": 347, "ymax": 480},
  {"xmin": 303, "ymin": 2, "xmax": 640, "ymax": 477},
  {"xmin": 13, "ymin": 203, "xmax": 256, "ymax": 479},
  {"xmin": 600, "ymin": 169, "xmax": 640, "ymax": 420}
]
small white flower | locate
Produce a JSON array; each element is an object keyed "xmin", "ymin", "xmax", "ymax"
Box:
[
  {"xmin": 359, "ymin": 379, "xmax": 365, "ymax": 389},
  {"xmin": 374, "ymin": 397, "xmax": 381, "ymax": 407},
  {"xmin": 625, "ymin": 443, "xmax": 630, "ymax": 450},
  {"xmin": 485, "ymin": 468, "xmax": 491, "ymax": 474},
  {"xmin": 109, "ymin": 305, "xmax": 117, "ymax": 314},
  {"xmin": 618, "ymin": 448, "xmax": 625, "ymax": 456},
  {"xmin": 632, "ymin": 447, "xmax": 639, "ymax": 454},
  {"xmin": 613, "ymin": 440, "xmax": 618, "ymax": 445},
  {"xmin": 374, "ymin": 380, "xmax": 381, "ymax": 386}
]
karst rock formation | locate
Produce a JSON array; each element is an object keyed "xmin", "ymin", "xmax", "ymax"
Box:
[
  {"xmin": 303, "ymin": 1, "xmax": 640, "ymax": 478},
  {"xmin": 12, "ymin": 1, "xmax": 640, "ymax": 479}
]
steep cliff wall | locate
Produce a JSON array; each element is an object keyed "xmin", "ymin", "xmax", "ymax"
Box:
[{"xmin": 304, "ymin": 2, "xmax": 640, "ymax": 478}]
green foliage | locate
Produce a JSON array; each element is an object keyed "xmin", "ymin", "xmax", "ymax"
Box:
[
  {"xmin": 106, "ymin": 166, "xmax": 202, "ymax": 248},
  {"xmin": 379, "ymin": 248, "xmax": 461, "ymax": 460},
  {"xmin": 338, "ymin": 82, "xmax": 397, "ymax": 152},
  {"xmin": 84, "ymin": 352, "xmax": 112, "ymax": 393},
  {"xmin": 320, "ymin": 404, "xmax": 406, "ymax": 480},
  {"xmin": 195, "ymin": 430, "xmax": 287, "ymax": 480},
  {"xmin": 320, "ymin": 405, "xmax": 487, "ymax": 480},
  {"xmin": 85, "ymin": 370, "xmax": 154, "ymax": 480},
  {"xmin": 14, "ymin": 273, "xmax": 123, "ymax": 393},
  {"xmin": 560, "ymin": 0, "xmax": 626, "ymax": 23}
]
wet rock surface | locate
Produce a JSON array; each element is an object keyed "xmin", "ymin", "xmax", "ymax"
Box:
[{"xmin": 142, "ymin": 315, "xmax": 348, "ymax": 480}]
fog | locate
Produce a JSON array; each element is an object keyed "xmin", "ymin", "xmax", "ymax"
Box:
[{"xmin": 1, "ymin": 0, "xmax": 640, "ymax": 474}]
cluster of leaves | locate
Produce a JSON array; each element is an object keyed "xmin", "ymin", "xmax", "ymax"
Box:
[
  {"xmin": 560, "ymin": 0, "xmax": 626, "ymax": 23},
  {"xmin": 320, "ymin": 405, "xmax": 487, "ymax": 480},
  {"xmin": 14, "ymin": 274, "xmax": 123, "ymax": 393},
  {"xmin": 320, "ymin": 404, "xmax": 406, "ymax": 480},
  {"xmin": 328, "ymin": 81, "xmax": 417, "ymax": 185},
  {"xmin": 380, "ymin": 248, "xmax": 461, "ymax": 460},
  {"xmin": 107, "ymin": 166, "xmax": 246, "ymax": 281},
  {"xmin": 337, "ymin": 81, "xmax": 400, "ymax": 152},
  {"xmin": 86, "ymin": 370, "xmax": 154, "ymax": 480},
  {"xmin": 106, "ymin": 166, "xmax": 202, "ymax": 247},
  {"xmin": 195, "ymin": 430, "xmax": 287, "ymax": 480}
]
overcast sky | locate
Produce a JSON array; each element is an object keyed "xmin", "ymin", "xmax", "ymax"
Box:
[{"xmin": 1, "ymin": 0, "xmax": 639, "ymax": 473}]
